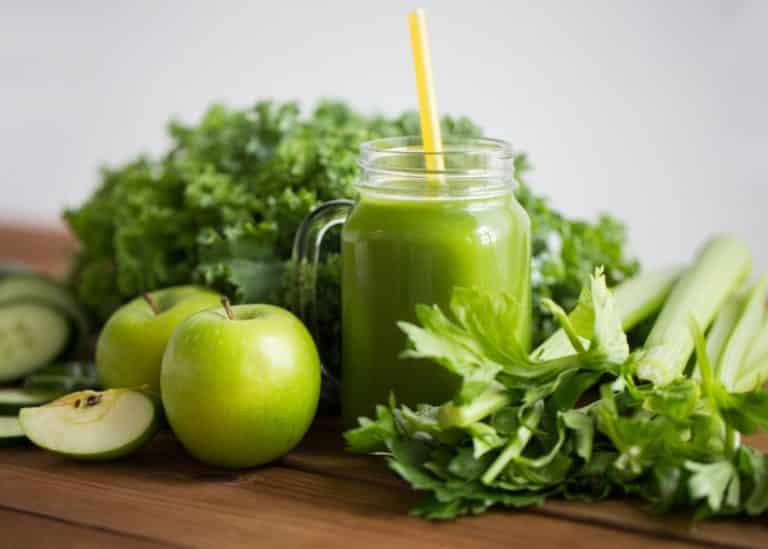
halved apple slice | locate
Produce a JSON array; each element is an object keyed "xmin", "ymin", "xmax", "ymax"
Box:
[{"xmin": 19, "ymin": 388, "xmax": 159, "ymax": 460}]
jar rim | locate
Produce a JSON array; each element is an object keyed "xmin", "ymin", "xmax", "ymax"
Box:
[
  {"xmin": 359, "ymin": 136, "xmax": 516, "ymax": 159},
  {"xmin": 357, "ymin": 136, "xmax": 517, "ymax": 199}
]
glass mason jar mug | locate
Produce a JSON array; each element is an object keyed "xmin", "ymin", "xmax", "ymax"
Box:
[{"xmin": 293, "ymin": 137, "xmax": 532, "ymax": 426}]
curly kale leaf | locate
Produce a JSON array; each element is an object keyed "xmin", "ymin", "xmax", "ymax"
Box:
[
  {"xmin": 64, "ymin": 99, "xmax": 638, "ymax": 371},
  {"xmin": 513, "ymin": 157, "xmax": 639, "ymax": 344}
]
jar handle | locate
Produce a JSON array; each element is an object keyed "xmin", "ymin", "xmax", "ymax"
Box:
[{"xmin": 291, "ymin": 199, "xmax": 354, "ymax": 398}]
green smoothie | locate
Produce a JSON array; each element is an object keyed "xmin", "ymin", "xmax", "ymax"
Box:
[{"xmin": 341, "ymin": 191, "xmax": 531, "ymax": 425}]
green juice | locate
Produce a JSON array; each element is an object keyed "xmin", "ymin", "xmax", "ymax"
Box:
[{"xmin": 341, "ymin": 191, "xmax": 531, "ymax": 425}]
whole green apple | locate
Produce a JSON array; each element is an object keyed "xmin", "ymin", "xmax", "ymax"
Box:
[
  {"xmin": 160, "ymin": 303, "xmax": 321, "ymax": 468},
  {"xmin": 96, "ymin": 286, "xmax": 222, "ymax": 393}
]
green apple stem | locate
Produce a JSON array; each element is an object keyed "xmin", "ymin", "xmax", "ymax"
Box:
[
  {"xmin": 143, "ymin": 293, "xmax": 160, "ymax": 315},
  {"xmin": 222, "ymin": 297, "xmax": 235, "ymax": 320}
]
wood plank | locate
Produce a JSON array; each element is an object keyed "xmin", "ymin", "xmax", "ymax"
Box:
[
  {"xmin": 0, "ymin": 439, "xmax": 693, "ymax": 549},
  {"xmin": 0, "ymin": 222, "xmax": 75, "ymax": 276},
  {"xmin": 282, "ymin": 419, "xmax": 768, "ymax": 549},
  {"xmin": 0, "ymin": 506, "xmax": 170, "ymax": 549}
]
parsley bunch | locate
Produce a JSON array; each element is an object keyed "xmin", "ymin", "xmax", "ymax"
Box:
[{"xmin": 345, "ymin": 269, "xmax": 768, "ymax": 520}]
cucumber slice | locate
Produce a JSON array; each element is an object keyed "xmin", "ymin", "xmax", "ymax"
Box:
[
  {"xmin": 0, "ymin": 302, "xmax": 71, "ymax": 382},
  {"xmin": 0, "ymin": 263, "xmax": 30, "ymax": 278},
  {"xmin": 0, "ymin": 274, "xmax": 89, "ymax": 354},
  {"xmin": 19, "ymin": 389, "xmax": 159, "ymax": 460},
  {"xmin": 0, "ymin": 387, "xmax": 65, "ymax": 415},
  {"xmin": 28, "ymin": 362, "xmax": 96, "ymax": 377},
  {"xmin": 24, "ymin": 361, "xmax": 99, "ymax": 392},
  {"xmin": 0, "ymin": 416, "xmax": 27, "ymax": 447}
]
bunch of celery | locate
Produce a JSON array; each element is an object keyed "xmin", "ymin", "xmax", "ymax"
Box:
[{"xmin": 345, "ymin": 235, "xmax": 768, "ymax": 520}]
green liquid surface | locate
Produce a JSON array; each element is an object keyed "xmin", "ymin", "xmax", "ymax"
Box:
[{"xmin": 341, "ymin": 192, "xmax": 531, "ymax": 425}]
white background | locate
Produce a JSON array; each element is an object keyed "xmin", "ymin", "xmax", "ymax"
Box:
[{"xmin": 1, "ymin": 0, "xmax": 766, "ymax": 270}]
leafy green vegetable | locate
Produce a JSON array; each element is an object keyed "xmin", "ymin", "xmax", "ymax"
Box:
[
  {"xmin": 64, "ymin": 99, "xmax": 639, "ymax": 378},
  {"xmin": 695, "ymin": 292, "xmax": 744, "ymax": 380},
  {"xmin": 739, "ymin": 318, "xmax": 768, "ymax": 393},
  {"xmin": 636, "ymin": 236, "xmax": 752, "ymax": 386},
  {"xmin": 345, "ymin": 266, "xmax": 768, "ymax": 521},
  {"xmin": 515, "ymin": 174, "xmax": 640, "ymax": 344},
  {"xmin": 719, "ymin": 276, "xmax": 768, "ymax": 392},
  {"xmin": 534, "ymin": 267, "xmax": 680, "ymax": 361}
]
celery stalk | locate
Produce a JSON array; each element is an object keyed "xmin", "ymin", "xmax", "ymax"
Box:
[
  {"xmin": 481, "ymin": 402, "xmax": 543, "ymax": 485},
  {"xmin": 734, "ymin": 319, "xmax": 768, "ymax": 391},
  {"xmin": 745, "ymin": 317, "xmax": 768, "ymax": 367},
  {"xmin": 438, "ymin": 386, "xmax": 512, "ymax": 428},
  {"xmin": 718, "ymin": 276, "xmax": 767, "ymax": 391},
  {"xmin": 636, "ymin": 236, "xmax": 752, "ymax": 386},
  {"xmin": 535, "ymin": 267, "xmax": 682, "ymax": 361},
  {"xmin": 701, "ymin": 294, "xmax": 745, "ymax": 374}
]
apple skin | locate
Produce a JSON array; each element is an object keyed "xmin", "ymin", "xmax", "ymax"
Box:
[
  {"xmin": 160, "ymin": 304, "xmax": 321, "ymax": 468},
  {"xmin": 96, "ymin": 286, "xmax": 222, "ymax": 393}
]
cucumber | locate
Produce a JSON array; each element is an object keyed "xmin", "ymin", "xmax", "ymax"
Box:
[
  {"xmin": 0, "ymin": 387, "xmax": 65, "ymax": 414},
  {"xmin": 0, "ymin": 416, "xmax": 26, "ymax": 447},
  {"xmin": 19, "ymin": 389, "xmax": 160, "ymax": 460},
  {"xmin": 0, "ymin": 274, "xmax": 89, "ymax": 355},
  {"xmin": 0, "ymin": 302, "xmax": 72, "ymax": 382},
  {"xmin": 0, "ymin": 264, "xmax": 30, "ymax": 278},
  {"xmin": 23, "ymin": 361, "xmax": 99, "ymax": 392},
  {"xmin": 25, "ymin": 361, "xmax": 96, "ymax": 378}
]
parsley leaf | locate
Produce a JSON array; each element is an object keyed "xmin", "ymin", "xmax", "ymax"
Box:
[{"xmin": 346, "ymin": 270, "xmax": 768, "ymax": 521}]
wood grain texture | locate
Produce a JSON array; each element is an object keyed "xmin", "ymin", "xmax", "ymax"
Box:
[
  {"xmin": 0, "ymin": 507, "xmax": 172, "ymax": 549},
  {"xmin": 0, "ymin": 224, "xmax": 766, "ymax": 548},
  {"xmin": 0, "ymin": 436, "xmax": 695, "ymax": 549},
  {"xmin": 289, "ymin": 420, "xmax": 768, "ymax": 549}
]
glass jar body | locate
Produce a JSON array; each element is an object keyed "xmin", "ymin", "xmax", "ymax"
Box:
[
  {"xmin": 291, "ymin": 136, "xmax": 532, "ymax": 425},
  {"xmin": 341, "ymin": 189, "xmax": 531, "ymax": 424}
]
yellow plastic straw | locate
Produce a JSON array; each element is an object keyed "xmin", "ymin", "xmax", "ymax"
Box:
[{"xmin": 408, "ymin": 9, "xmax": 445, "ymax": 174}]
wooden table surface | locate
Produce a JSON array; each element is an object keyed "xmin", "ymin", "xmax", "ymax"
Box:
[{"xmin": 1, "ymin": 223, "xmax": 767, "ymax": 549}]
